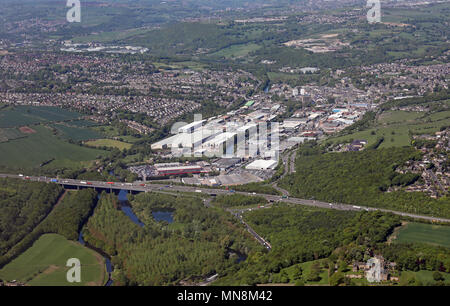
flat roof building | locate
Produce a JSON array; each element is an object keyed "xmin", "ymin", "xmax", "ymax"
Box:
[
  {"xmin": 178, "ymin": 120, "xmax": 205, "ymax": 134},
  {"xmin": 246, "ymin": 159, "xmax": 278, "ymax": 170},
  {"xmin": 213, "ymin": 158, "xmax": 242, "ymax": 171}
]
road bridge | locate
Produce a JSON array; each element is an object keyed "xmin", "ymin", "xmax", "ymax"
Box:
[{"xmin": 1, "ymin": 173, "xmax": 449, "ymax": 224}]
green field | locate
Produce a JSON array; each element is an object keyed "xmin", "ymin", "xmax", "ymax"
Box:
[
  {"xmin": 65, "ymin": 120, "xmax": 100, "ymax": 128},
  {"xmin": 0, "ymin": 234, "xmax": 105, "ymax": 286},
  {"xmin": 0, "ymin": 106, "xmax": 82, "ymax": 128},
  {"xmin": 330, "ymin": 110, "xmax": 450, "ymax": 148},
  {"xmin": 52, "ymin": 124, "xmax": 103, "ymax": 142},
  {"xmin": 0, "ymin": 128, "xmax": 25, "ymax": 143},
  {"xmin": 0, "ymin": 125, "xmax": 107, "ymax": 169},
  {"xmin": 400, "ymin": 270, "xmax": 450, "ymax": 285},
  {"xmin": 395, "ymin": 223, "xmax": 450, "ymax": 248},
  {"xmin": 210, "ymin": 43, "xmax": 261, "ymax": 59},
  {"xmin": 85, "ymin": 139, "xmax": 133, "ymax": 150},
  {"xmin": 378, "ymin": 111, "xmax": 423, "ymax": 125}
]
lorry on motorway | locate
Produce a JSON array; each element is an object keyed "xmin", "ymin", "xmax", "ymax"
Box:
[
  {"xmin": 50, "ymin": 179, "xmax": 58, "ymax": 183},
  {"xmin": 352, "ymin": 206, "xmax": 361, "ymax": 209},
  {"xmin": 80, "ymin": 181, "xmax": 87, "ymax": 185},
  {"xmin": 195, "ymin": 190, "xmax": 202, "ymax": 193}
]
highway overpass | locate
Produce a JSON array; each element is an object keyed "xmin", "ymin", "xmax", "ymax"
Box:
[{"xmin": 1, "ymin": 173, "xmax": 449, "ymax": 224}]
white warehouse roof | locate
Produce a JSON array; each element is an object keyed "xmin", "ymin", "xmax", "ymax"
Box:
[
  {"xmin": 178, "ymin": 120, "xmax": 205, "ymax": 134},
  {"xmin": 246, "ymin": 159, "xmax": 278, "ymax": 170}
]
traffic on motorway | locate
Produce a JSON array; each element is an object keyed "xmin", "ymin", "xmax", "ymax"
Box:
[{"xmin": 1, "ymin": 173, "xmax": 449, "ymax": 224}]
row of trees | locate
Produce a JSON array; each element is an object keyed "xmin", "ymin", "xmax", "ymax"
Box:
[
  {"xmin": 0, "ymin": 188, "xmax": 97, "ymax": 268},
  {"xmin": 0, "ymin": 178, "xmax": 63, "ymax": 256}
]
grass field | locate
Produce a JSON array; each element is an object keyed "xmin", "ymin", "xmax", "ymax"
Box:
[
  {"xmin": 0, "ymin": 106, "xmax": 82, "ymax": 128},
  {"xmin": 0, "ymin": 128, "xmax": 26, "ymax": 143},
  {"xmin": 210, "ymin": 43, "xmax": 260, "ymax": 59},
  {"xmin": 85, "ymin": 139, "xmax": 133, "ymax": 150},
  {"xmin": 394, "ymin": 222, "xmax": 450, "ymax": 248},
  {"xmin": 52, "ymin": 124, "xmax": 103, "ymax": 142},
  {"xmin": 400, "ymin": 270, "xmax": 450, "ymax": 285},
  {"xmin": 378, "ymin": 111, "xmax": 423, "ymax": 125},
  {"xmin": 330, "ymin": 110, "xmax": 450, "ymax": 148},
  {"xmin": 0, "ymin": 234, "xmax": 105, "ymax": 286},
  {"xmin": 65, "ymin": 120, "xmax": 100, "ymax": 128},
  {"xmin": 0, "ymin": 125, "xmax": 107, "ymax": 169}
]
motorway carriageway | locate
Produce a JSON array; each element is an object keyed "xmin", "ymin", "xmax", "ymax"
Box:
[{"xmin": 1, "ymin": 173, "xmax": 449, "ymax": 224}]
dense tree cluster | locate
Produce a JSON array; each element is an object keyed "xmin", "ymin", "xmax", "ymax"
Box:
[
  {"xmin": 216, "ymin": 206, "xmax": 400, "ymax": 285},
  {"xmin": 279, "ymin": 143, "xmax": 450, "ymax": 218},
  {"xmin": 83, "ymin": 192, "xmax": 262, "ymax": 285},
  {"xmin": 0, "ymin": 178, "xmax": 63, "ymax": 256},
  {"xmin": 38, "ymin": 189, "xmax": 98, "ymax": 241},
  {"xmin": 0, "ymin": 189, "xmax": 97, "ymax": 268},
  {"xmin": 380, "ymin": 243, "xmax": 450, "ymax": 273},
  {"xmin": 213, "ymin": 194, "xmax": 268, "ymax": 208}
]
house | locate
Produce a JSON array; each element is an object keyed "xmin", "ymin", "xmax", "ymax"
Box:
[{"xmin": 352, "ymin": 139, "xmax": 368, "ymax": 149}]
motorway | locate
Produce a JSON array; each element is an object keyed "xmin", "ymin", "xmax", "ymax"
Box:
[{"xmin": 1, "ymin": 173, "xmax": 450, "ymax": 224}]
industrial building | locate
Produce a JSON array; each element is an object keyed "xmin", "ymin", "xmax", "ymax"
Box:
[
  {"xmin": 213, "ymin": 158, "xmax": 242, "ymax": 172},
  {"xmin": 151, "ymin": 128, "xmax": 220, "ymax": 150},
  {"xmin": 151, "ymin": 113, "xmax": 281, "ymax": 160},
  {"xmin": 246, "ymin": 159, "xmax": 278, "ymax": 170},
  {"xmin": 154, "ymin": 163, "xmax": 206, "ymax": 176},
  {"xmin": 178, "ymin": 120, "xmax": 205, "ymax": 134}
]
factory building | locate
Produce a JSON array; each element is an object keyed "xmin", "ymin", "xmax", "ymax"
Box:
[
  {"xmin": 151, "ymin": 128, "xmax": 220, "ymax": 150},
  {"xmin": 246, "ymin": 159, "xmax": 279, "ymax": 170},
  {"xmin": 178, "ymin": 120, "xmax": 205, "ymax": 134},
  {"xmin": 154, "ymin": 163, "xmax": 205, "ymax": 176}
]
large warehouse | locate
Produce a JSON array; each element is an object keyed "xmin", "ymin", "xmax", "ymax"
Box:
[
  {"xmin": 154, "ymin": 163, "xmax": 205, "ymax": 176},
  {"xmin": 245, "ymin": 159, "xmax": 278, "ymax": 170}
]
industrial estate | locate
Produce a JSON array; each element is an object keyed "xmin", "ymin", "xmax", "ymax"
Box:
[{"xmin": 0, "ymin": 0, "xmax": 449, "ymax": 292}]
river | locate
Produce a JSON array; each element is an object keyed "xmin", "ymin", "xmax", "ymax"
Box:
[
  {"xmin": 118, "ymin": 190, "xmax": 145, "ymax": 227},
  {"xmin": 78, "ymin": 193, "xmax": 113, "ymax": 286},
  {"xmin": 78, "ymin": 229, "xmax": 113, "ymax": 286}
]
